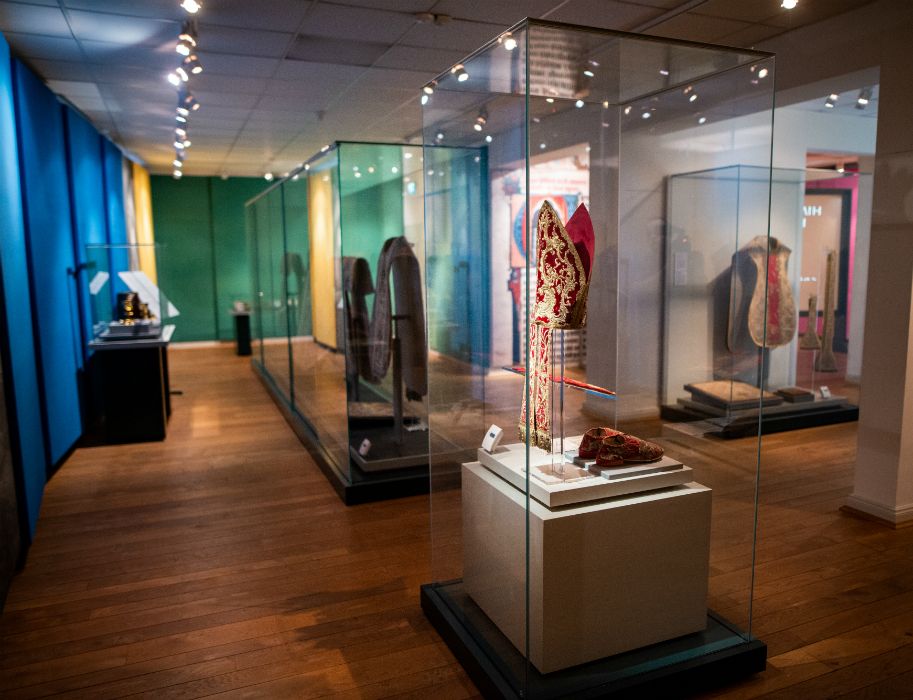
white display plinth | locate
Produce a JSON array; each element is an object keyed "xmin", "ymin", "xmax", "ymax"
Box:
[
  {"xmin": 463, "ymin": 461, "xmax": 711, "ymax": 674},
  {"xmin": 477, "ymin": 440, "xmax": 691, "ymax": 507}
]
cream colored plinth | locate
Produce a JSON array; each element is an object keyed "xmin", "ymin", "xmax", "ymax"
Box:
[{"xmin": 462, "ymin": 461, "xmax": 711, "ymax": 674}]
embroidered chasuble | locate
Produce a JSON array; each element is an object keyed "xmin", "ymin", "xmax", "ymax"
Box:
[
  {"xmin": 728, "ymin": 235, "xmax": 796, "ymax": 350},
  {"xmin": 367, "ymin": 236, "xmax": 428, "ymax": 400},
  {"xmin": 519, "ymin": 201, "xmax": 595, "ymax": 450}
]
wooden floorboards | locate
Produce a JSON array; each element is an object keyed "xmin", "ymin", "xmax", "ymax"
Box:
[{"xmin": 0, "ymin": 345, "xmax": 911, "ymax": 698}]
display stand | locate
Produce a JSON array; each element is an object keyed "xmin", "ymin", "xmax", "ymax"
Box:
[
  {"xmin": 88, "ymin": 325, "xmax": 174, "ymax": 444},
  {"xmin": 230, "ymin": 310, "xmax": 251, "ymax": 356}
]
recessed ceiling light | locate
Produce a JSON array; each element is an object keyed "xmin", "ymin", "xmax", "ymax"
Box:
[{"xmin": 781, "ymin": 0, "xmax": 797, "ymax": 9}]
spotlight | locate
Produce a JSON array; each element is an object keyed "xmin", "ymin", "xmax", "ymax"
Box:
[
  {"xmin": 825, "ymin": 93, "xmax": 838, "ymax": 108},
  {"xmin": 545, "ymin": 97, "xmax": 554, "ymax": 103},
  {"xmin": 354, "ymin": 171, "xmax": 362, "ymax": 178},
  {"xmin": 539, "ymin": 142, "xmax": 546, "ymax": 150},
  {"xmin": 602, "ymin": 100, "xmax": 609, "ymax": 108},
  {"xmin": 183, "ymin": 139, "xmax": 191, "ymax": 148},
  {"xmin": 659, "ymin": 69, "xmax": 669, "ymax": 76},
  {"xmin": 474, "ymin": 109, "xmax": 487, "ymax": 132},
  {"xmin": 485, "ymin": 134, "xmax": 492, "ymax": 143},
  {"xmin": 404, "ymin": 152, "xmax": 412, "ymax": 159},
  {"xmin": 499, "ymin": 32, "xmax": 517, "ymax": 51},
  {"xmin": 421, "ymin": 94, "xmax": 429, "ymax": 105},
  {"xmin": 183, "ymin": 54, "xmax": 203, "ymax": 75},
  {"xmin": 689, "ymin": 93, "xmax": 697, "ymax": 102},
  {"xmin": 173, "ymin": 158, "xmax": 183, "ymax": 168},
  {"xmin": 641, "ymin": 111, "xmax": 651, "ymax": 119},
  {"xmin": 436, "ymin": 132, "xmax": 444, "ymax": 141},
  {"xmin": 451, "ymin": 64, "xmax": 468, "ymax": 82},
  {"xmin": 423, "ymin": 83, "xmax": 435, "ymax": 95},
  {"xmin": 182, "ymin": 94, "xmax": 200, "ymax": 112},
  {"xmin": 367, "ymin": 166, "xmax": 375, "ymax": 173},
  {"xmin": 176, "ymin": 35, "xmax": 196, "ymax": 56},
  {"xmin": 173, "ymin": 169, "xmax": 183, "ymax": 179},
  {"xmin": 575, "ymin": 99, "xmax": 585, "ymax": 108},
  {"xmin": 583, "ymin": 69, "xmax": 594, "ymax": 77},
  {"xmin": 181, "ymin": 0, "xmax": 202, "ymax": 13},
  {"xmin": 167, "ymin": 71, "xmax": 182, "ymax": 87},
  {"xmin": 624, "ymin": 105, "xmax": 632, "ymax": 115},
  {"xmin": 175, "ymin": 114, "xmax": 187, "ymax": 123},
  {"xmin": 173, "ymin": 65, "xmax": 189, "ymax": 83},
  {"xmin": 856, "ymin": 87, "xmax": 872, "ymax": 109},
  {"xmin": 683, "ymin": 85, "xmax": 693, "ymax": 95},
  {"xmin": 698, "ymin": 116, "xmax": 707, "ymax": 124},
  {"xmin": 391, "ymin": 166, "xmax": 398, "ymax": 174},
  {"xmin": 264, "ymin": 172, "xmax": 274, "ymax": 181},
  {"xmin": 175, "ymin": 126, "xmax": 187, "ymax": 138},
  {"xmin": 174, "ymin": 140, "xmax": 185, "ymax": 149},
  {"xmin": 321, "ymin": 144, "xmax": 330, "ymax": 152},
  {"xmin": 781, "ymin": 0, "xmax": 797, "ymax": 8},
  {"xmin": 757, "ymin": 67, "xmax": 769, "ymax": 79}
]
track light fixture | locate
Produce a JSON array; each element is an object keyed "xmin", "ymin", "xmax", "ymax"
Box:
[
  {"xmin": 473, "ymin": 109, "xmax": 487, "ymax": 132},
  {"xmin": 856, "ymin": 87, "xmax": 872, "ymax": 109},
  {"xmin": 451, "ymin": 64, "xmax": 468, "ymax": 82},
  {"xmin": 176, "ymin": 31, "xmax": 196, "ymax": 56},
  {"xmin": 781, "ymin": 0, "xmax": 797, "ymax": 8},
  {"xmin": 181, "ymin": 0, "xmax": 202, "ymax": 14},
  {"xmin": 825, "ymin": 93, "xmax": 838, "ymax": 108},
  {"xmin": 183, "ymin": 54, "xmax": 203, "ymax": 75}
]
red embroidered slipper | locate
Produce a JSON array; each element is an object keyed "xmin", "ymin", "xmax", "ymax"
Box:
[
  {"xmin": 578, "ymin": 427, "xmax": 621, "ymax": 460},
  {"xmin": 595, "ymin": 432, "xmax": 664, "ymax": 468}
]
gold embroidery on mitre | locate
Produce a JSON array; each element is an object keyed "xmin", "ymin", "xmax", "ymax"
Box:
[{"xmin": 533, "ymin": 201, "xmax": 590, "ymax": 330}]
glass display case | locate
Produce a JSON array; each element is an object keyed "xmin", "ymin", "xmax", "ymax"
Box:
[
  {"xmin": 662, "ymin": 167, "xmax": 863, "ymax": 435},
  {"xmin": 85, "ymin": 243, "xmax": 175, "ymax": 342},
  {"xmin": 420, "ymin": 19, "xmax": 774, "ymax": 697},
  {"xmin": 247, "ymin": 141, "xmax": 484, "ymax": 503}
]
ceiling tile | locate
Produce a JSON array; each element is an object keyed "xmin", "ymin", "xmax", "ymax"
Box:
[
  {"xmin": 0, "ymin": 3, "xmax": 70, "ymax": 37},
  {"xmin": 273, "ymin": 59, "xmax": 366, "ymax": 82},
  {"xmin": 66, "ymin": 10, "xmax": 178, "ymax": 46},
  {"xmin": 4, "ymin": 32, "xmax": 83, "ymax": 60},
  {"xmin": 373, "ymin": 44, "xmax": 465, "ymax": 71},
  {"xmin": 191, "ymin": 72, "xmax": 266, "ymax": 95},
  {"xmin": 547, "ymin": 0, "xmax": 662, "ymax": 30},
  {"xmin": 62, "ymin": 0, "xmax": 182, "ymax": 20},
  {"xmin": 287, "ymin": 36, "xmax": 390, "ymax": 66},
  {"xmin": 197, "ymin": 53, "xmax": 280, "ymax": 78},
  {"xmin": 27, "ymin": 58, "xmax": 95, "ymax": 81},
  {"xmin": 648, "ymin": 13, "xmax": 752, "ymax": 43},
  {"xmin": 202, "ymin": 26, "xmax": 294, "ymax": 58},
  {"xmin": 79, "ymin": 39, "xmax": 176, "ymax": 70},
  {"xmin": 398, "ymin": 19, "xmax": 506, "ymax": 52},
  {"xmin": 432, "ymin": 0, "xmax": 558, "ymax": 24},
  {"xmin": 198, "ymin": 0, "xmax": 314, "ymax": 31},
  {"xmin": 303, "ymin": 3, "xmax": 417, "ymax": 42},
  {"xmin": 192, "ymin": 89, "xmax": 261, "ymax": 108},
  {"xmin": 717, "ymin": 22, "xmax": 785, "ymax": 48},
  {"xmin": 325, "ymin": 0, "xmax": 433, "ymax": 11}
]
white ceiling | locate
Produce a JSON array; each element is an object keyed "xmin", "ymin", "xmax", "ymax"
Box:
[{"xmin": 0, "ymin": 0, "xmax": 876, "ymax": 176}]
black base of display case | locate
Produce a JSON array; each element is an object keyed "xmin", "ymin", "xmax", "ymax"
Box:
[
  {"xmin": 252, "ymin": 361, "xmax": 428, "ymax": 505},
  {"xmin": 660, "ymin": 400, "xmax": 858, "ymax": 438},
  {"xmin": 421, "ymin": 581, "xmax": 766, "ymax": 700}
]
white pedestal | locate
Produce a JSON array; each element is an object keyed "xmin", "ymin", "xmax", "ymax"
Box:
[{"xmin": 463, "ymin": 461, "xmax": 711, "ymax": 674}]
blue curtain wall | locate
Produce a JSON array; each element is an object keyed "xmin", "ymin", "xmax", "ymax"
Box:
[
  {"xmin": 0, "ymin": 38, "xmax": 47, "ymax": 539},
  {"xmin": 13, "ymin": 59, "xmax": 84, "ymax": 468}
]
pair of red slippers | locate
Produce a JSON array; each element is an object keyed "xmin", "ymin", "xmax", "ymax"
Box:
[{"xmin": 578, "ymin": 427, "xmax": 664, "ymax": 468}]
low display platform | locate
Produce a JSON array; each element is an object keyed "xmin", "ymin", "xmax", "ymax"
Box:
[
  {"xmin": 252, "ymin": 360, "xmax": 429, "ymax": 505},
  {"xmin": 422, "ymin": 581, "xmax": 766, "ymax": 699},
  {"xmin": 661, "ymin": 394, "xmax": 858, "ymax": 438}
]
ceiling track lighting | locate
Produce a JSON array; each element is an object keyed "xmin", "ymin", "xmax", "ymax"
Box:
[
  {"xmin": 451, "ymin": 64, "xmax": 468, "ymax": 82},
  {"xmin": 498, "ymin": 32, "xmax": 517, "ymax": 51},
  {"xmin": 181, "ymin": 0, "xmax": 202, "ymax": 14},
  {"xmin": 183, "ymin": 54, "xmax": 203, "ymax": 75}
]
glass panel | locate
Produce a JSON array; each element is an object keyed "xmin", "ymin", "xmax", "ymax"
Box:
[
  {"xmin": 424, "ymin": 19, "xmax": 774, "ymax": 696},
  {"xmin": 338, "ymin": 142, "xmax": 431, "ymax": 482},
  {"xmin": 260, "ymin": 186, "xmax": 291, "ymax": 401}
]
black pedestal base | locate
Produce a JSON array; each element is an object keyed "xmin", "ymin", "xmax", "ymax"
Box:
[
  {"xmin": 660, "ymin": 401, "xmax": 858, "ymax": 438},
  {"xmin": 421, "ymin": 581, "xmax": 766, "ymax": 700},
  {"xmin": 252, "ymin": 361, "xmax": 428, "ymax": 505}
]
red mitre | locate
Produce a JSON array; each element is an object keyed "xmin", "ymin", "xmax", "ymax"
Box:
[{"xmin": 532, "ymin": 200, "xmax": 595, "ymax": 329}]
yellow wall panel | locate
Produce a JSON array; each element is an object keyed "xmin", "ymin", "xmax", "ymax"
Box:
[
  {"xmin": 132, "ymin": 161, "xmax": 157, "ymax": 283},
  {"xmin": 308, "ymin": 171, "xmax": 337, "ymax": 349}
]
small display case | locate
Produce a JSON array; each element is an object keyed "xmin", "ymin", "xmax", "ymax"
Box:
[
  {"xmin": 86, "ymin": 243, "xmax": 175, "ymax": 341},
  {"xmin": 420, "ymin": 18, "xmax": 775, "ymax": 698}
]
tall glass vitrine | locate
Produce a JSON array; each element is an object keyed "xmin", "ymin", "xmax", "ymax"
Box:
[
  {"xmin": 247, "ymin": 141, "xmax": 484, "ymax": 503},
  {"xmin": 421, "ymin": 19, "xmax": 774, "ymax": 697}
]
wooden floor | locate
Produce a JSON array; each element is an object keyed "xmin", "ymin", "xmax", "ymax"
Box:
[{"xmin": 0, "ymin": 346, "xmax": 911, "ymax": 699}]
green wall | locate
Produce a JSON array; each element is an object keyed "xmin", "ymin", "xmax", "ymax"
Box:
[{"xmin": 151, "ymin": 175, "xmax": 265, "ymax": 342}]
